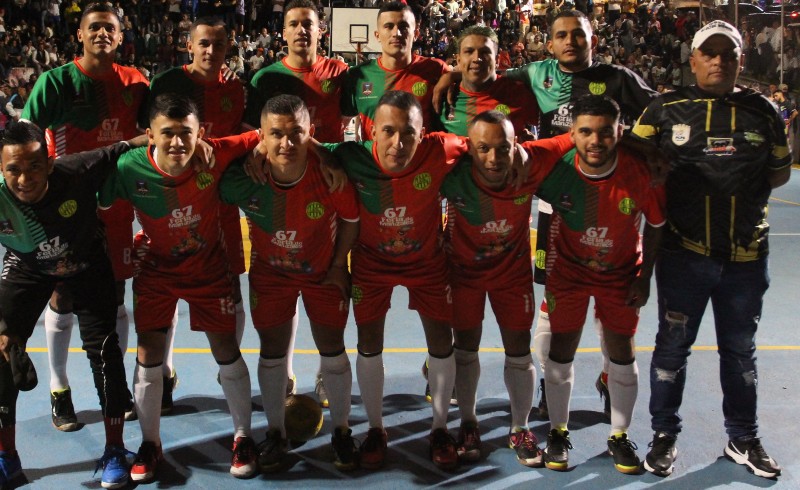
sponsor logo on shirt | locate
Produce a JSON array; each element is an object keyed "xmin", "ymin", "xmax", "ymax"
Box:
[
  {"xmin": 321, "ymin": 79, "xmax": 334, "ymax": 94},
  {"xmin": 580, "ymin": 226, "xmax": 613, "ymax": 248},
  {"xmin": 543, "ymin": 76, "xmax": 553, "ymax": 89},
  {"xmin": 98, "ymin": 118, "xmax": 124, "ymax": 143},
  {"xmin": 362, "ymin": 82, "xmax": 373, "ymax": 96},
  {"xmin": 58, "ymin": 200, "xmax": 78, "ymax": 218},
  {"xmin": 589, "ymin": 82, "xmax": 606, "ymax": 95},
  {"xmin": 551, "ymin": 104, "xmax": 573, "ymax": 131},
  {"xmin": 559, "ymin": 193, "xmax": 573, "ymax": 211},
  {"xmin": 351, "ymin": 285, "xmax": 363, "ymax": 304},
  {"xmin": 534, "ymin": 249, "xmax": 546, "ymax": 269},
  {"xmin": 247, "ymin": 196, "xmax": 260, "ymax": 211},
  {"xmin": 480, "ymin": 219, "xmax": 512, "ymax": 235},
  {"xmin": 671, "ymin": 124, "xmax": 691, "ymax": 146},
  {"xmin": 136, "ymin": 180, "xmax": 150, "ymax": 195},
  {"xmin": 703, "ymin": 137, "xmax": 736, "ymax": 156},
  {"xmin": 744, "ymin": 131, "xmax": 765, "ymax": 146}
]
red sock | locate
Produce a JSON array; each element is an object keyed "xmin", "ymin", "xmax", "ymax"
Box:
[
  {"xmin": 0, "ymin": 426, "xmax": 15, "ymax": 453},
  {"xmin": 104, "ymin": 416, "xmax": 124, "ymax": 447},
  {"xmin": 601, "ymin": 371, "xmax": 609, "ymax": 385}
]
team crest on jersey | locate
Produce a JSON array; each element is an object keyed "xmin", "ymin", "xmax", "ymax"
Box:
[
  {"xmin": 413, "ymin": 172, "xmax": 432, "ymax": 190},
  {"xmin": 446, "ymin": 107, "xmax": 456, "ymax": 121},
  {"xmin": 221, "ymin": 96, "xmax": 233, "ymax": 113},
  {"xmin": 703, "ymin": 137, "xmax": 736, "ymax": 157},
  {"xmin": 618, "ymin": 197, "xmax": 636, "ymax": 215},
  {"xmin": 0, "ymin": 219, "xmax": 14, "ymax": 235},
  {"xmin": 136, "ymin": 180, "xmax": 149, "ymax": 195},
  {"xmin": 534, "ymin": 249, "xmax": 546, "ymax": 270},
  {"xmin": 306, "ymin": 201, "xmax": 325, "ymax": 219},
  {"xmin": 671, "ymin": 124, "xmax": 691, "ymax": 146},
  {"xmin": 412, "ymin": 82, "xmax": 428, "ymax": 97},
  {"xmin": 589, "ymin": 82, "xmax": 607, "ymax": 95},
  {"xmin": 196, "ymin": 172, "xmax": 215, "ymax": 190},
  {"xmin": 247, "ymin": 197, "xmax": 260, "ymax": 211},
  {"xmin": 558, "ymin": 193, "xmax": 573, "ymax": 211},
  {"xmin": 321, "ymin": 79, "xmax": 334, "ymax": 94},
  {"xmin": 361, "ymin": 82, "xmax": 373, "ymax": 96},
  {"xmin": 122, "ymin": 90, "xmax": 133, "ymax": 107},
  {"xmin": 495, "ymin": 104, "xmax": 511, "ymax": 115},
  {"xmin": 58, "ymin": 200, "xmax": 78, "ymax": 218},
  {"xmin": 543, "ymin": 76, "xmax": 553, "ymax": 89},
  {"xmin": 744, "ymin": 131, "xmax": 765, "ymax": 146},
  {"xmin": 514, "ymin": 194, "xmax": 530, "ymax": 205}
]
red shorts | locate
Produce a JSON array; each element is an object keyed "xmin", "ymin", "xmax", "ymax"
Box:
[
  {"xmin": 99, "ymin": 201, "xmax": 134, "ymax": 281},
  {"xmin": 221, "ymin": 204, "xmax": 245, "ymax": 275},
  {"xmin": 249, "ymin": 266, "xmax": 349, "ymax": 330},
  {"xmin": 351, "ymin": 256, "xmax": 451, "ymax": 325},
  {"xmin": 451, "ymin": 279, "xmax": 534, "ymax": 331},
  {"xmin": 133, "ymin": 266, "xmax": 237, "ymax": 333},
  {"xmin": 544, "ymin": 275, "xmax": 639, "ymax": 336}
]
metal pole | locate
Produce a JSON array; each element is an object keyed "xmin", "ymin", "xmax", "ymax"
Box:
[{"xmin": 781, "ymin": 1, "xmax": 785, "ymax": 85}]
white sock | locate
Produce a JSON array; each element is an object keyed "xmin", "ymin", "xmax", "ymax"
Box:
[
  {"xmin": 116, "ymin": 305, "xmax": 129, "ymax": 359},
  {"xmin": 234, "ymin": 300, "xmax": 245, "ymax": 347},
  {"xmin": 320, "ymin": 352, "xmax": 352, "ymax": 429},
  {"xmin": 427, "ymin": 352, "xmax": 456, "ymax": 431},
  {"xmin": 286, "ymin": 306, "xmax": 299, "ymax": 379},
  {"xmin": 257, "ymin": 356, "xmax": 288, "ymax": 437},
  {"xmin": 544, "ymin": 359, "xmax": 574, "ymax": 430},
  {"xmin": 45, "ymin": 307, "xmax": 74, "ymax": 391},
  {"xmin": 219, "ymin": 356, "xmax": 252, "ymax": 439},
  {"xmin": 595, "ymin": 316, "xmax": 610, "ymax": 374},
  {"xmin": 356, "ymin": 352, "xmax": 384, "ymax": 429},
  {"xmin": 532, "ymin": 306, "xmax": 551, "ymax": 373},
  {"xmin": 454, "ymin": 348, "xmax": 480, "ymax": 424},
  {"xmin": 163, "ymin": 306, "xmax": 178, "ymax": 377},
  {"xmin": 505, "ymin": 353, "xmax": 535, "ymax": 430},
  {"xmin": 608, "ymin": 360, "xmax": 639, "ymax": 436},
  {"xmin": 134, "ymin": 363, "xmax": 163, "ymax": 443}
]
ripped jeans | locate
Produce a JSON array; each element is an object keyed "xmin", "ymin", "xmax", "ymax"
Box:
[{"xmin": 649, "ymin": 248, "xmax": 769, "ymax": 440}]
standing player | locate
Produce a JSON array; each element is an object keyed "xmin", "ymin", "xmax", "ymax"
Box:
[
  {"xmin": 0, "ymin": 122, "xmax": 143, "ymax": 489},
  {"xmin": 341, "ymin": 1, "xmax": 451, "ymax": 141},
  {"xmin": 441, "ymin": 111, "xmax": 572, "ymax": 466},
  {"xmin": 147, "ymin": 15, "xmax": 248, "ymax": 413},
  {"xmin": 99, "ymin": 94, "xmax": 259, "ymax": 482},
  {"xmin": 631, "ymin": 21, "xmax": 787, "ymax": 479},
  {"xmin": 536, "ymin": 96, "xmax": 664, "ymax": 474},
  {"xmin": 21, "ymin": 2, "xmax": 148, "ymax": 430},
  {"xmin": 221, "ymin": 95, "xmax": 361, "ymax": 472},
  {"xmin": 434, "ymin": 9, "xmax": 657, "ymax": 419},
  {"xmin": 246, "ymin": 0, "xmax": 350, "ymax": 404}
]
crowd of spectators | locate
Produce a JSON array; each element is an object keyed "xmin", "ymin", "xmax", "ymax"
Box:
[{"xmin": 1, "ymin": 0, "xmax": 799, "ymax": 124}]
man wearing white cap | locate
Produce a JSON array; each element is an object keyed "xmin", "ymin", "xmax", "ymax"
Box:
[{"xmin": 631, "ymin": 20, "xmax": 790, "ymax": 479}]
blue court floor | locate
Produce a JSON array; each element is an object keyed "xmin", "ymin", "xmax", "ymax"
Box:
[{"xmin": 7, "ymin": 167, "xmax": 800, "ymax": 489}]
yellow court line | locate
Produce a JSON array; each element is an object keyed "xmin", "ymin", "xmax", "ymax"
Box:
[{"xmin": 770, "ymin": 196, "xmax": 800, "ymax": 206}]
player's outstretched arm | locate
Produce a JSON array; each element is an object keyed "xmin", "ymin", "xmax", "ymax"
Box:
[
  {"xmin": 626, "ymin": 222, "xmax": 663, "ymax": 308},
  {"xmin": 321, "ymin": 219, "xmax": 360, "ymax": 300}
]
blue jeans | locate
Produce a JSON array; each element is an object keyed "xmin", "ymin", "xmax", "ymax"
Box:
[{"xmin": 649, "ymin": 248, "xmax": 769, "ymax": 440}]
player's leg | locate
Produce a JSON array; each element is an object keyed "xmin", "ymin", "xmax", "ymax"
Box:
[
  {"xmin": 354, "ymin": 315, "xmax": 388, "ymax": 469},
  {"xmin": 44, "ymin": 285, "xmax": 77, "ymax": 431},
  {"xmin": 594, "ymin": 314, "xmax": 612, "ymax": 418},
  {"xmin": 531, "ymin": 205, "xmax": 552, "ymax": 419}
]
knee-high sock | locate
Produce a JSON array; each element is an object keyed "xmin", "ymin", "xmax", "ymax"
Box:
[
  {"xmin": 356, "ymin": 352, "xmax": 384, "ymax": 429},
  {"xmin": 544, "ymin": 358, "xmax": 573, "ymax": 430},
  {"xmin": 608, "ymin": 359, "xmax": 638, "ymax": 436},
  {"xmin": 285, "ymin": 305, "xmax": 299, "ymax": 379},
  {"xmin": 163, "ymin": 306, "xmax": 178, "ymax": 377},
  {"xmin": 219, "ymin": 355, "xmax": 252, "ymax": 439},
  {"xmin": 234, "ymin": 301, "xmax": 245, "ymax": 347},
  {"xmin": 594, "ymin": 316, "xmax": 610, "ymax": 374},
  {"xmin": 505, "ymin": 353, "xmax": 535, "ymax": 430},
  {"xmin": 320, "ymin": 352, "xmax": 352, "ymax": 429},
  {"xmin": 45, "ymin": 307, "xmax": 74, "ymax": 391},
  {"xmin": 116, "ymin": 305, "xmax": 129, "ymax": 360},
  {"xmin": 134, "ymin": 362, "xmax": 163, "ymax": 443},
  {"xmin": 532, "ymin": 304, "xmax": 551, "ymax": 373},
  {"xmin": 454, "ymin": 348, "xmax": 480, "ymax": 424},
  {"xmin": 428, "ymin": 352, "xmax": 456, "ymax": 431},
  {"xmin": 257, "ymin": 356, "xmax": 288, "ymax": 437}
]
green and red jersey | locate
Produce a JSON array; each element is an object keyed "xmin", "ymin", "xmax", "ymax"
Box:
[
  {"xmin": 99, "ymin": 131, "xmax": 260, "ymax": 274},
  {"xmin": 219, "ymin": 153, "xmax": 359, "ymax": 282},
  {"xmin": 247, "ymin": 56, "xmax": 348, "ymax": 142},
  {"xmin": 341, "ymin": 55, "xmax": 449, "ymax": 140},
  {"xmin": 536, "ymin": 147, "xmax": 666, "ymax": 287},
  {"xmin": 22, "ymin": 59, "xmax": 149, "ymax": 157},
  {"xmin": 442, "ymin": 134, "xmax": 574, "ymax": 285},
  {"xmin": 436, "ymin": 76, "xmax": 539, "ymax": 136},
  {"xmin": 328, "ymin": 132, "xmax": 468, "ymax": 277},
  {"xmin": 147, "ymin": 65, "xmax": 246, "ymax": 138}
]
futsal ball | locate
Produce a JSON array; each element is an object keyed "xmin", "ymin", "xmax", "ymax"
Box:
[{"xmin": 284, "ymin": 394, "xmax": 323, "ymax": 443}]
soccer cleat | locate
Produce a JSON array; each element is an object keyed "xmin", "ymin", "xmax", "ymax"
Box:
[
  {"xmin": 315, "ymin": 372, "xmax": 329, "ymax": 408},
  {"xmin": 286, "ymin": 375, "xmax": 297, "ymax": 397},
  {"xmin": 257, "ymin": 429, "xmax": 288, "ymax": 474},
  {"xmin": 724, "ymin": 438, "xmax": 782, "ymax": 479},
  {"xmin": 230, "ymin": 436, "xmax": 258, "ymax": 478},
  {"xmin": 331, "ymin": 427, "xmax": 360, "ymax": 471},
  {"xmin": 359, "ymin": 427, "xmax": 388, "ymax": 470},
  {"xmin": 607, "ymin": 433, "xmax": 641, "ymax": 474},
  {"xmin": 644, "ymin": 432, "xmax": 677, "ymax": 477},
  {"xmin": 595, "ymin": 372, "xmax": 611, "ymax": 418},
  {"xmin": 536, "ymin": 378, "xmax": 548, "ymax": 420},
  {"xmin": 457, "ymin": 421, "xmax": 482, "ymax": 462},
  {"xmin": 130, "ymin": 441, "xmax": 163, "ymax": 482},
  {"xmin": 543, "ymin": 428, "xmax": 572, "ymax": 471},
  {"xmin": 429, "ymin": 428, "xmax": 458, "ymax": 470},
  {"xmin": 508, "ymin": 429, "xmax": 544, "ymax": 467},
  {"xmin": 95, "ymin": 445, "xmax": 134, "ymax": 489},
  {"xmin": 0, "ymin": 451, "xmax": 22, "ymax": 487},
  {"xmin": 421, "ymin": 361, "xmax": 457, "ymax": 405},
  {"xmin": 161, "ymin": 370, "xmax": 179, "ymax": 415},
  {"xmin": 51, "ymin": 388, "xmax": 79, "ymax": 432}
]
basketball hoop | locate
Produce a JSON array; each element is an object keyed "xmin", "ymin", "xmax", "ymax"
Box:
[{"xmin": 350, "ymin": 24, "xmax": 368, "ymax": 63}]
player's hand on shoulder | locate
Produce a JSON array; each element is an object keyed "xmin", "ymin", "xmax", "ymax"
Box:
[
  {"xmin": 507, "ymin": 142, "xmax": 530, "ymax": 189},
  {"xmin": 244, "ymin": 142, "xmax": 270, "ymax": 184},
  {"xmin": 191, "ymin": 139, "xmax": 217, "ymax": 172}
]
